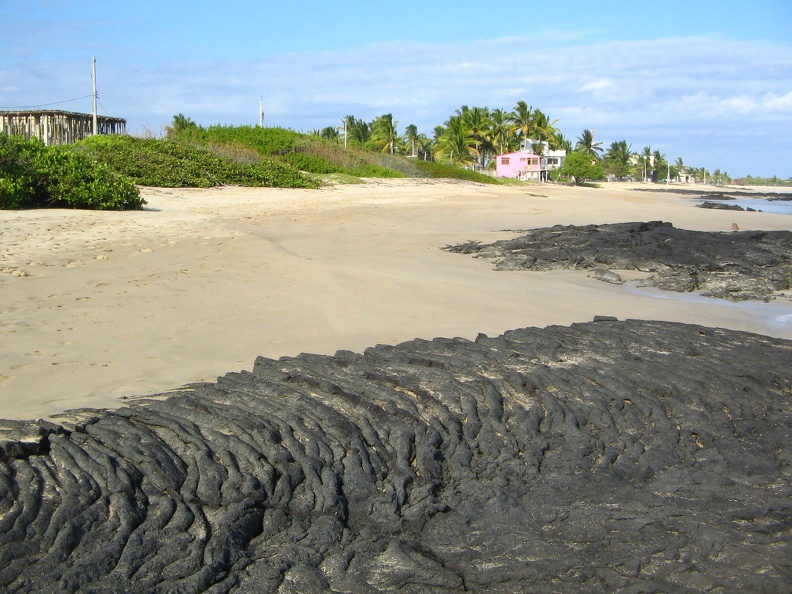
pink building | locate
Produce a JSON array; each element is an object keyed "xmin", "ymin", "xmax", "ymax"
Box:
[
  {"xmin": 495, "ymin": 139, "xmax": 567, "ymax": 181},
  {"xmin": 495, "ymin": 152, "xmax": 542, "ymax": 180}
]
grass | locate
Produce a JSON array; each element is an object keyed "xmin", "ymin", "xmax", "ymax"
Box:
[
  {"xmin": 306, "ymin": 172, "xmax": 367, "ymax": 185},
  {"xmin": 412, "ymin": 160, "xmax": 501, "ymax": 184}
]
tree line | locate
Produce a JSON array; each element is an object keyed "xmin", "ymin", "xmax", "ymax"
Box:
[{"xmin": 312, "ymin": 102, "xmax": 730, "ymax": 184}]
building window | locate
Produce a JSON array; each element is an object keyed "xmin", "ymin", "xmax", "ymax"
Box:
[{"xmin": 501, "ymin": 157, "xmax": 510, "ymax": 165}]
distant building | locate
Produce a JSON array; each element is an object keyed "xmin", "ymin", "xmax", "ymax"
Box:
[
  {"xmin": 495, "ymin": 139, "xmax": 566, "ymax": 181},
  {"xmin": 0, "ymin": 110, "xmax": 126, "ymax": 146}
]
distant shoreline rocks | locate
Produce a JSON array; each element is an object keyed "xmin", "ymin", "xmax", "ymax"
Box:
[{"xmin": 697, "ymin": 200, "xmax": 757, "ymax": 211}]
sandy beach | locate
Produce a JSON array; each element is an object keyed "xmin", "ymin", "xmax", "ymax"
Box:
[{"xmin": 1, "ymin": 179, "xmax": 791, "ymax": 421}]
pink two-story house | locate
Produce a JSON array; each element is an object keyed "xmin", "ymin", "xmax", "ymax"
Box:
[
  {"xmin": 495, "ymin": 152, "xmax": 542, "ymax": 180},
  {"xmin": 495, "ymin": 139, "xmax": 566, "ymax": 181}
]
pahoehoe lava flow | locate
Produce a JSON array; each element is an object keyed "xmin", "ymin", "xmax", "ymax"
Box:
[
  {"xmin": 1, "ymin": 319, "xmax": 791, "ymax": 592},
  {"xmin": 444, "ymin": 221, "xmax": 792, "ymax": 301}
]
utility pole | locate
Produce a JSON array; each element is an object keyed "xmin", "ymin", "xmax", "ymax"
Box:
[
  {"xmin": 259, "ymin": 96, "xmax": 264, "ymax": 127},
  {"xmin": 92, "ymin": 57, "xmax": 98, "ymax": 135}
]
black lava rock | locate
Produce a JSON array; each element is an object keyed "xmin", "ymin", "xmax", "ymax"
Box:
[
  {"xmin": 445, "ymin": 221, "xmax": 792, "ymax": 301},
  {"xmin": 697, "ymin": 201, "xmax": 745, "ymax": 211},
  {"xmin": 1, "ymin": 319, "xmax": 791, "ymax": 592}
]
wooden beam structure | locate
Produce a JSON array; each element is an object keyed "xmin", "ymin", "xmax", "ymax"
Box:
[{"xmin": 0, "ymin": 110, "xmax": 126, "ymax": 146}]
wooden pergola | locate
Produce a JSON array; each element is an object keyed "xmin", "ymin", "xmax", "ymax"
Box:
[{"xmin": 0, "ymin": 110, "xmax": 126, "ymax": 146}]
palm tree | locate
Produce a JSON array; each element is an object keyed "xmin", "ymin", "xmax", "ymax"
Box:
[
  {"xmin": 653, "ymin": 150, "xmax": 667, "ymax": 181},
  {"xmin": 575, "ymin": 129, "xmax": 604, "ymax": 159},
  {"xmin": 320, "ymin": 126, "xmax": 339, "ymax": 142},
  {"xmin": 166, "ymin": 113, "xmax": 197, "ymax": 137},
  {"xmin": 529, "ymin": 109, "xmax": 558, "ymax": 143},
  {"xmin": 489, "ymin": 108, "xmax": 514, "ymax": 155},
  {"xmin": 415, "ymin": 133, "xmax": 433, "ymax": 160},
  {"xmin": 672, "ymin": 157, "xmax": 685, "ymax": 181},
  {"xmin": 553, "ymin": 131, "xmax": 573, "ymax": 152},
  {"xmin": 636, "ymin": 146, "xmax": 653, "ymax": 181},
  {"xmin": 434, "ymin": 116, "xmax": 477, "ymax": 165},
  {"xmin": 604, "ymin": 140, "xmax": 633, "ymax": 179},
  {"xmin": 403, "ymin": 124, "xmax": 419, "ymax": 157},
  {"xmin": 510, "ymin": 101, "xmax": 534, "ymax": 141},
  {"xmin": 459, "ymin": 106, "xmax": 492, "ymax": 168},
  {"xmin": 371, "ymin": 114, "xmax": 399, "ymax": 154},
  {"xmin": 344, "ymin": 115, "xmax": 370, "ymax": 144}
]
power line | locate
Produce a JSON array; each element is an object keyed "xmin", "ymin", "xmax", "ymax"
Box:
[
  {"xmin": 0, "ymin": 95, "xmax": 93, "ymax": 110},
  {"xmin": 98, "ymin": 92, "xmax": 254, "ymax": 123}
]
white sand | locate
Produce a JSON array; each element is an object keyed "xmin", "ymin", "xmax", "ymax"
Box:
[{"xmin": 2, "ymin": 179, "xmax": 791, "ymax": 420}]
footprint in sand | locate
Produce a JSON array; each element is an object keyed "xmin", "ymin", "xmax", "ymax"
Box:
[{"xmin": 1, "ymin": 267, "xmax": 28, "ymax": 277}]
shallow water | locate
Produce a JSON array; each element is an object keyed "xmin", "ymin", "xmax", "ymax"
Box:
[
  {"xmin": 701, "ymin": 198, "xmax": 792, "ymax": 215},
  {"xmin": 623, "ymin": 284, "xmax": 792, "ymax": 332}
]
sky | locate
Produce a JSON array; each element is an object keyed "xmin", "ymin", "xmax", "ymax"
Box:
[{"xmin": 1, "ymin": 0, "xmax": 791, "ymax": 178}]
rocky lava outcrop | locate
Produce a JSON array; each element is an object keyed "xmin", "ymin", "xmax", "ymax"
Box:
[
  {"xmin": 445, "ymin": 221, "xmax": 792, "ymax": 301},
  {"xmin": 1, "ymin": 319, "xmax": 791, "ymax": 592}
]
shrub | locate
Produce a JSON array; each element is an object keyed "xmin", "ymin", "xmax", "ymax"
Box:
[
  {"xmin": 282, "ymin": 151, "xmax": 339, "ymax": 174},
  {"xmin": 76, "ymin": 135, "xmax": 319, "ymax": 189},
  {"xmin": 0, "ymin": 133, "xmax": 144, "ymax": 210},
  {"xmin": 413, "ymin": 160, "xmax": 501, "ymax": 184},
  {"xmin": 0, "ymin": 134, "xmax": 41, "ymax": 208},
  {"xmin": 35, "ymin": 147, "xmax": 143, "ymax": 209},
  {"xmin": 175, "ymin": 125, "xmax": 303, "ymax": 155},
  {"xmin": 558, "ymin": 151, "xmax": 606, "ymax": 185},
  {"xmin": 169, "ymin": 123, "xmax": 407, "ymax": 178}
]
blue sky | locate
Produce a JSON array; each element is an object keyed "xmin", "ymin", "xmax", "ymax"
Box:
[{"xmin": 2, "ymin": 0, "xmax": 791, "ymax": 177}]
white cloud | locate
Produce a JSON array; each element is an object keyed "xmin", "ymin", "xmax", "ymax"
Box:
[
  {"xmin": 2, "ymin": 34, "xmax": 790, "ymax": 176},
  {"xmin": 763, "ymin": 91, "xmax": 792, "ymax": 112}
]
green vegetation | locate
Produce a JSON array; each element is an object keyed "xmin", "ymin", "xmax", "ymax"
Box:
[
  {"xmin": 735, "ymin": 175, "xmax": 792, "ymax": 187},
  {"xmin": 172, "ymin": 123, "xmax": 405, "ymax": 179},
  {"xmin": 74, "ymin": 135, "xmax": 318, "ymax": 189},
  {"xmin": 412, "ymin": 160, "xmax": 500, "ymax": 184},
  {"xmin": 7, "ymin": 95, "xmax": 770, "ymax": 212},
  {"xmin": 0, "ymin": 133, "xmax": 143, "ymax": 210},
  {"xmin": 558, "ymin": 151, "xmax": 606, "ymax": 185}
]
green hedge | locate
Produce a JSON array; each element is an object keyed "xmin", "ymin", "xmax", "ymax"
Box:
[{"xmin": 0, "ymin": 134, "xmax": 144, "ymax": 210}]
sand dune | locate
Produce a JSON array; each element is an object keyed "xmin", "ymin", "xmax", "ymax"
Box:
[{"xmin": 1, "ymin": 180, "xmax": 790, "ymax": 420}]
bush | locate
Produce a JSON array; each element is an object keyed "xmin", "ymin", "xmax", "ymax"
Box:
[
  {"xmin": 558, "ymin": 151, "xmax": 606, "ymax": 185},
  {"xmin": 0, "ymin": 134, "xmax": 41, "ymax": 208},
  {"xmin": 76, "ymin": 135, "xmax": 319, "ymax": 189},
  {"xmin": 175, "ymin": 125, "xmax": 304, "ymax": 155},
  {"xmin": 413, "ymin": 160, "xmax": 501, "ymax": 184},
  {"xmin": 170, "ymin": 123, "xmax": 408, "ymax": 178},
  {"xmin": 282, "ymin": 151, "xmax": 339, "ymax": 174},
  {"xmin": 0, "ymin": 133, "xmax": 144, "ymax": 210}
]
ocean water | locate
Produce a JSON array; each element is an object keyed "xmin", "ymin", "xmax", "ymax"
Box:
[
  {"xmin": 702, "ymin": 198, "xmax": 792, "ymax": 215},
  {"xmin": 623, "ymin": 284, "xmax": 792, "ymax": 334}
]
